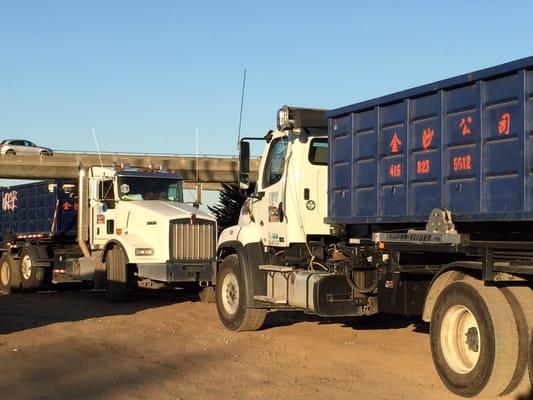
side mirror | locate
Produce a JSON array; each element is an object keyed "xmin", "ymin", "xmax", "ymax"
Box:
[
  {"xmin": 239, "ymin": 140, "xmax": 250, "ymax": 174},
  {"xmin": 239, "ymin": 140, "xmax": 251, "ymax": 190}
]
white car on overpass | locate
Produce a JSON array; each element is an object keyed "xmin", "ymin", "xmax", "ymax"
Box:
[{"xmin": 0, "ymin": 139, "xmax": 53, "ymax": 156}]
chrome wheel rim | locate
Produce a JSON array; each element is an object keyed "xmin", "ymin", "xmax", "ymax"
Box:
[
  {"xmin": 221, "ymin": 271, "xmax": 239, "ymax": 315},
  {"xmin": 441, "ymin": 305, "xmax": 481, "ymax": 374},
  {"xmin": 21, "ymin": 255, "xmax": 32, "ymax": 280}
]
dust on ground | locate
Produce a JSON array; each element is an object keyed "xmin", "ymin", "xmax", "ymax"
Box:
[{"xmin": 0, "ymin": 289, "xmax": 524, "ymax": 399}]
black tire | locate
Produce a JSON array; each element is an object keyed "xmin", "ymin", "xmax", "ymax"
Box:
[
  {"xmin": 0, "ymin": 254, "xmax": 21, "ymax": 294},
  {"xmin": 530, "ymin": 328, "xmax": 533, "ymax": 389},
  {"xmin": 93, "ymin": 260, "xmax": 107, "ymax": 290},
  {"xmin": 5, "ymin": 149, "xmax": 15, "ymax": 156},
  {"xmin": 19, "ymin": 248, "xmax": 45, "ymax": 290},
  {"xmin": 500, "ymin": 286, "xmax": 533, "ymax": 396},
  {"xmin": 199, "ymin": 286, "xmax": 216, "ymax": 303},
  {"xmin": 215, "ymin": 254, "xmax": 266, "ymax": 331},
  {"xmin": 39, "ymin": 150, "xmax": 51, "ymax": 157},
  {"xmin": 430, "ymin": 279, "xmax": 519, "ymax": 397},
  {"xmin": 105, "ymin": 246, "xmax": 128, "ymax": 302}
]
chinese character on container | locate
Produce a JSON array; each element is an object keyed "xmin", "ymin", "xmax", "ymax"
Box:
[
  {"xmin": 2, "ymin": 191, "xmax": 17, "ymax": 212},
  {"xmin": 459, "ymin": 116, "xmax": 472, "ymax": 136},
  {"xmin": 498, "ymin": 112, "xmax": 511, "ymax": 135},
  {"xmin": 390, "ymin": 132, "xmax": 402, "ymax": 153},
  {"xmin": 422, "ymin": 128, "xmax": 434, "ymax": 150}
]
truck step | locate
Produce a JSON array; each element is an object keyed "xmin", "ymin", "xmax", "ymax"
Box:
[
  {"xmin": 258, "ymin": 265, "xmax": 294, "ymax": 273},
  {"xmin": 254, "ymin": 295, "xmax": 287, "ymax": 304}
]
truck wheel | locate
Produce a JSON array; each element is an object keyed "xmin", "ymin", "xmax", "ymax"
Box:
[
  {"xmin": 0, "ymin": 254, "xmax": 21, "ymax": 294},
  {"xmin": 500, "ymin": 286, "xmax": 533, "ymax": 396},
  {"xmin": 106, "ymin": 246, "xmax": 128, "ymax": 302},
  {"xmin": 215, "ymin": 254, "xmax": 266, "ymax": 331},
  {"xmin": 530, "ymin": 328, "xmax": 533, "ymax": 388},
  {"xmin": 430, "ymin": 279, "xmax": 518, "ymax": 397},
  {"xmin": 19, "ymin": 248, "xmax": 45, "ymax": 290},
  {"xmin": 199, "ymin": 286, "xmax": 216, "ymax": 303}
]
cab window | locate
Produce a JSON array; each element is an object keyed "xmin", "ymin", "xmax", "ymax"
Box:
[
  {"xmin": 309, "ymin": 138, "xmax": 328, "ymax": 165},
  {"xmin": 100, "ymin": 180, "xmax": 115, "ymax": 209},
  {"xmin": 262, "ymin": 137, "xmax": 288, "ymax": 188}
]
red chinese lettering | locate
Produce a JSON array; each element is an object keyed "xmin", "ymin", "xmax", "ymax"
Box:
[
  {"xmin": 2, "ymin": 191, "xmax": 17, "ymax": 212},
  {"xmin": 422, "ymin": 128, "xmax": 434, "ymax": 150},
  {"xmin": 390, "ymin": 133, "xmax": 402, "ymax": 153},
  {"xmin": 498, "ymin": 112, "xmax": 511, "ymax": 135},
  {"xmin": 417, "ymin": 159, "xmax": 430, "ymax": 174},
  {"xmin": 459, "ymin": 116, "xmax": 472, "ymax": 136}
]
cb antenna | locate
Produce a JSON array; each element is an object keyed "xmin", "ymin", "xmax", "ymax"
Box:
[
  {"xmin": 237, "ymin": 68, "xmax": 246, "ymax": 148},
  {"xmin": 195, "ymin": 126, "xmax": 199, "ymax": 182},
  {"xmin": 91, "ymin": 128, "xmax": 104, "ymax": 168}
]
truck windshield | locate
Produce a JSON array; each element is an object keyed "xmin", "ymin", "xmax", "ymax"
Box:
[{"xmin": 117, "ymin": 177, "xmax": 184, "ymax": 202}]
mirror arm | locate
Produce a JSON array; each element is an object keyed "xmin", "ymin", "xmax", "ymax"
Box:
[{"xmin": 248, "ymin": 191, "xmax": 264, "ymax": 200}]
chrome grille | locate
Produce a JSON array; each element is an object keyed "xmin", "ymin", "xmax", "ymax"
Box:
[{"xmin": 170, "ymin": 219, "xmax": 216, "ymax": 261}]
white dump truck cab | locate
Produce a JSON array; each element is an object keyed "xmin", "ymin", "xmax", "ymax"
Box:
[
  {"xmin": 214, "ymin": 106, "xmax": 358, "ymax": 331},
  {"xmin": 78, "ymin": 165, "xmax": 216, "ymax": 301},
  {"xmin": 226, "ymin": 109, "xmax": 330, "ymax": 248}
]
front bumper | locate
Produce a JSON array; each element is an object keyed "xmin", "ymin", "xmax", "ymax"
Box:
[{"xmin": 136, "ymin": 260, "xmax": 214, "ymax": 283}]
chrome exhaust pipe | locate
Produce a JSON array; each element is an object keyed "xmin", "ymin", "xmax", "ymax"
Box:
[{"xmin": 77, "ymin": 164, "xmax": 90, "ymax": 258}]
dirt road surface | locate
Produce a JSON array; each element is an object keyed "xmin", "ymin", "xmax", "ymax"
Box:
[{"xmin": 0, "ymin": 289, "xmax": 527, "ymax": 400}]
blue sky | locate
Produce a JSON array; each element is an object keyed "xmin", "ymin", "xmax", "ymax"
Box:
[{"xmin": 1, "ymin": 0, "xmax": 532, "ymax": 158}]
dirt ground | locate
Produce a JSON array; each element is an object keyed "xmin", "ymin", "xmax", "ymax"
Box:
[{"xmin": 0, "ymin": 288, "xmax": 528, "ymax": 400}]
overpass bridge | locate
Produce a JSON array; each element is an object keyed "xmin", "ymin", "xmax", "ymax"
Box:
[{"xmin": 0, "ymin": 151, "xmax": 260, "ymax": 190}]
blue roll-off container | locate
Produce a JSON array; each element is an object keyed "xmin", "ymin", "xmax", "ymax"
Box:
[
  {"xmin": 326, "ymin": 56, "xmax": 533, "ymax": 225},
  {"xmin": 0, "ymin": 180, "xmax": 78, "ymax": 240}
]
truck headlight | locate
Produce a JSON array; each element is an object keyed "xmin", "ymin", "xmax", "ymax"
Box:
[{"xmin": 135, "ymin": 248, "xmax": 154, "ymax": 256}]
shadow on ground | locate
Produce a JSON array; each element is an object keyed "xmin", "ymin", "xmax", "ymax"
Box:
[
  {"xmin": 263, "ymin": 310, "xmax": 429, "ymax": 334},
  {"xmin": 0, "ymin": 339, "xmax": 232, "ymax": 400},
  {"xmin": 0, "ymin": 287, "xmax": 200, "ymax": 335}
]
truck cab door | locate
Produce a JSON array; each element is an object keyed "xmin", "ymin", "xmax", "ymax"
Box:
[
  {"xmin": 300, "ymin": 137, "xmax": 330, "ymax": 236},
  {"xmin": 90, "ymin": 178, "xmax": 117, "ymax": 246},
  {"xmin": 255, "ymin": 136, "xmax": 289, "ymax": 247}
]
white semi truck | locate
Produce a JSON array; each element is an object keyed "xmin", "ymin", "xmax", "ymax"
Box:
[{"xmin": 0, "ymin": 165, "xmax": 217, "ymax": 301}]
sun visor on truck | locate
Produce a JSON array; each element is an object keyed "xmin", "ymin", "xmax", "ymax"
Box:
[{"xmin": 116, "ymin": 170, "xmax": 183, "ymax": 180}]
